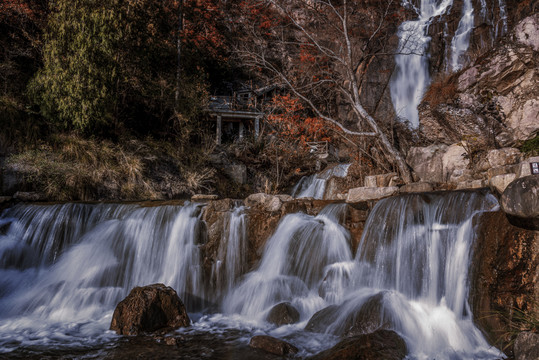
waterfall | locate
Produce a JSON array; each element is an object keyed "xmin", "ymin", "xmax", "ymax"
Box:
[
  {"xmin": 211, "ymin": 205, "xmax": 248, "ymax": 298},
  {"xmin": 450, "ymin": 0, "xmax": 474, "ymax": 71},
  {"xmin": 291, "ymin": 163, "xmax": 350, "ymax": 199},
  {"xmin": 0, "ymin": 191, "xmax": 506, "ymax": 359},
  {"xmin": 496, "ymin": 0, "xmax": 508, "ymax": 37},
  {"xmin": 0, "ymin": 202, "xmax": 206, "ymax": 352},
  {"xmin": 390, "ymin": 0, "xmax": 454, "ymax": 127}
]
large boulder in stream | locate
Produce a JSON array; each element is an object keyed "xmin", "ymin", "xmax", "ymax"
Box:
[
  {"xmin": 501, "ymin": 175, "xmax": 539, "ymax": 230},
  {"xmin": 308, "ymin": 329, "xmax": 407, "ymax": 360},
  {"xmin": 110, "ymin": 284, "xmax": 190, "ymax": 335},
  {"xmin": 266, "ymin": 302, "xmax": 300, "ymax": 326},
  {"xmin": 305, "ymin": 292, "xmax": 391, "ymax": 337}
]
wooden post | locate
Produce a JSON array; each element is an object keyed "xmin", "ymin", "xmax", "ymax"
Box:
[
  {"xmin": 239, "ymin": 121, "xmax": 245, "ymax": 139},
  {"xmin": 255, "ymin": 116, "xmax": 260, "ymax": 138},
  {"xmin": 216, "ymin": 115, "xmax": 222, "ymax": 145}
]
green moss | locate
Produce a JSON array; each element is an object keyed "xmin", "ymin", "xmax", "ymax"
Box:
[{"xmin": 519, "ymin": 135, "xmax": 539, "ymax": 156}]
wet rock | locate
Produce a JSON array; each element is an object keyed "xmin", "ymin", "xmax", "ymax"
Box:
[
  {"xmin": 110, "ymin": 283, "xmax": 190, "ymax": 335},
  {"xmin": 249, "ymin": 335, "xmax": 298, "ymax": 356},
  {"xmin": 346, "ymin": 187, "xmax": 398, "ymax": 203},
  {"xmin": 266, "ymin": 302, "xmax": 300, "ymax": 326},
  {"xmin": 308, "ymin": 329, "xmax": 407, "ymax": 360},
  {"xmin": 399, "ymin": 182, "xmax": 434, "ymax": 193},
  {"xmin": 486, "ymin": 148, "xmax": 521, "ymax": 168},
  {"xmin": 305, "ymin": 293, "xmax": 391, "ymax": 337},
  {"xmin": 406, "ymin": 144, "xmax": 447, "ymax": 183},
  {"xmin": 501, "ymin": 175, "xmax": 539, "ymax": 230},
  {"xmin": 471, "ymin": 211, "xmax": 539, "ymax": 354},
  {"xmin": 489, "ymin": 173, "xmax": 517, "ymax": 194},
  {"xmin": 514, "ymin": 332, "xmax": 539, "ymax": 360}
]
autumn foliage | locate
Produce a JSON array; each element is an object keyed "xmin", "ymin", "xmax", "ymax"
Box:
[{"xmin": 267, "ymin": 94, "xmax": 334, "ymax": 146}]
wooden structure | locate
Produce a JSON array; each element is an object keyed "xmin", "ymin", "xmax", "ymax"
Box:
[{"xmin": 207, "ymin": 95, "xmax": 263, "ymax": 145}]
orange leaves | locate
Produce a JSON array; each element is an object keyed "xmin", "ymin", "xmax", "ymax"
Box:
[{"xmin": 267, "ymin": 94, "xmax": 334, "ymax": 146}]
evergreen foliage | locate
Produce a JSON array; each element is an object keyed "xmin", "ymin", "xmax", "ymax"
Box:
[{"xmin": 30, "ymin": 0, "xmax": 122, "ymax": 132}]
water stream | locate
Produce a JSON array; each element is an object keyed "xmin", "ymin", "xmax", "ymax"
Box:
[
  {"xmin": 0, "ymin": 191, "xmax": 505, "ymax": 359},
  {"xmin": 291, "ymin": 164, "xmax": 350, "ymax": 199}
]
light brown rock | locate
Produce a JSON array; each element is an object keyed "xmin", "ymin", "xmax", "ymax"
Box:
[
  {"xmin": 406, "ymin": 145, "xmax": 447, "ymax": 183},
  {"xmin": 346, "ymin": 187, "xmax": 398, "ymax": 203},
  {"xmin": 399, "ymin": 182, "xmax": 434, "ymax": 193},
  {"xmin": 489, "ymin": 173, "xmax": 517, "ymax": 194}
]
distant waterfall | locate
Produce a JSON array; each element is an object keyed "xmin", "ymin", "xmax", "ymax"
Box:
[
  {"xmin": 450, "ymin": 0, "xmax": 474, "ymax": 71},
  {"xmin": 291, "ymin": 164, "xmax": 350, "ymax": 199},
  {"xmin": 391, "ymin": 0, "xmax": 478, "ymax": 127}
]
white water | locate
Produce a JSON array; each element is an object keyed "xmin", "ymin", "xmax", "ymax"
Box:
[
  {"xmin": 291, "ymin": 163, "xmax": 350, "ymax": 199},
  {"xmin": 0, "ymin": 191, "xmax": 506, "ymax": 359},
  {"xmin": 211, "ymin": 205, "xmax": 248, "ymax": 298},
  {"xmin": 450, "ymin": 0, "xmax": 474, "ymax": 71}
]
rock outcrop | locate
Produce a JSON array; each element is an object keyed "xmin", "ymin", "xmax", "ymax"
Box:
[
  {"xmin": 308, "ymin": 329, "xmax": 407, "ymax": 360},
  {"xmin": 514, "ymin": 332, "xmax": 539, "ymax": 360},
  {"xmin": 471, "ymin": 211, "xmax": 538, "ymax": 355},
  {"xmin": 110, "ymin": 284, "xmax": 190, "ymax": 335},
  {"xmin": 420, "ymin": 14, "xmax": 539, "ymax": 147},
  {"xmin": 501, "ymin": 175, "xmax": 539, "ymax": 230}
]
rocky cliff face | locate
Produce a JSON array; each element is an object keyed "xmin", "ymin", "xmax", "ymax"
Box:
[
  {"xmin": 419, "ymin": 13, "xmax": 538, "ymax": 146},
  {"xmin": 471, "ymin": 210, "xmax": 539, "ymax": 355}
]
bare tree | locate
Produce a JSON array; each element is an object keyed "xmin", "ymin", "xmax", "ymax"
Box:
[{"xmin": 232, "ymin": 0, "xmax": 413, "ymax": 183}]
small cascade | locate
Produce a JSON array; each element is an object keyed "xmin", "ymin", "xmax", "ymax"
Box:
[
  {"xmin": 211, "ymin": 205, "xmax": 248, "ymax": 298},
  {"xmin": 390, "ymin": 0, "xmax": 454, "ymax": 127},
  {"xmin": 291, "ymin": 163, "xmax": 350, "ymax": 199},
  {"xmin": 223, "ymin": 204, "xmax": 351, "ymax": 320},
  {"xmin": 450, "ymin": 0, "xmax": 474, "ymax": 71},
  {"xmin": 0, "ymin": 202, "xmax": 206, "ymax": 351},
  {"xmin": 496, "ymin": 0, "xmax": 508, "ymax": 38}
]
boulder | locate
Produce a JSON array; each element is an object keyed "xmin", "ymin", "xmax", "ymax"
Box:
[
  {"xmin": 308, "ymin": 329, "xmax": 407, "ymax": 360},
  {"xmin": 244, "ymin": 193, "xmax": 290, "ymax": 212},
  {"xmin": 487, "ymin": 165, "xmax": 518, "ymax": 179},
  {"xmin": 399, "ymin": 182, "xmax": 434, "ymax": 193},
  {"xmin": 406, "ymin": 145, "xmax": 447, "ymax": 183},
  {"xmin": 487, "ymin": 148, "xmax": 521, "ymax": 168},
  {"xmin": 514, "ymin": 14, "xmax": 539, "ymax": 51},
  {"xmin": 442, "ymin": 143, "xmax": 471, "ymax": 183},
  {"xmin": 501, "ymin": 175, "xmax": 539, "ymax": 230},
  {"xmin": 364, "ymin": 173, "xmax": 397, "ymax": 187},
  {"xmin": 249, "ymin": 335, "xmax": 298, "ymax": 356},
  {"xmin": 346, "ymin": 187, "xmax": 398, "ymax": 203},
  {"xmin": 514, "ymin": 332, "xmax": 539, "ymax": 360},
  {"xmin": 110, "ymin": 284, "xmax": 190, "ymax": 335},
  {"xmin": 305, "ymin": 293, "xmax": 391, "ymax": 337},
  {"xmin": 489, "ymin": 173, "xmax": 517, "ymax": 194},
  {"xmin": 266, "ymin": 302, "xmax": 300, "ymax": 326}
]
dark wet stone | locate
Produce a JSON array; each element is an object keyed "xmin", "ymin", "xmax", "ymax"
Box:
[
  {"xmin": 308, "ymin": 329, "xmax": 407, "ymax": 360},
  {"xmin": 266, "ymin": 302, "xmax": 300, "ymax": 326},
  {"xmin": 249, "ymin": 335, "xmax": 298, "ymax": 356},
  {"xmin": 110, "ymin": 283, "xmax": 190, "ymax": 335}
]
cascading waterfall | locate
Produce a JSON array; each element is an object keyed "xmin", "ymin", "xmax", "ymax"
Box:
[
  {"xmin": 223, "ymin": 204, "xmax": 352, "ymax": 319},
  {"xmin": 0, "ymin": 191, "xmax": 506, "ymax": 359},
  {"xmin": 496, "ymin": 0, "xmax": 508, "ymax": 37},
  {"xmin": 211, "ymin": 205, "xmax": 248, "ymax": 298},
  {"xmin": 450, "ymin": 0, "xmax": 474, "ymax": 71},
  {"xmin": 391, "ymin": 0, "xmax": 479, "ymax": 126},
  {"xmin": 0, "ymin": 202, "xmax": 206, "ymax": 352},
  {"xmin": 291, "ymin": 163, "xmax": 350, "ymax": 199}
]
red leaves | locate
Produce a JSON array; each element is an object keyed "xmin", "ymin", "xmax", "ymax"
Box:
[{"xmin": 267, "ymin": 94, "xmax": 334, "ymax": 147}]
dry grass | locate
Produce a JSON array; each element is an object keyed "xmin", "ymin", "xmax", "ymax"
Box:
[{"xmin": 6, "ymin": 133, "xmax": 218, "ymax": 200}]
